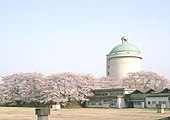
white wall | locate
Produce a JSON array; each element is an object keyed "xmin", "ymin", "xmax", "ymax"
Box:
[
  {"xmin": 107, "ymin": 57, "xmax": 141, "ymax": 80},
  {"xmin": 86, "ymin": 102, "xmax": 102, "ymax": 108},
  {"xmin": 146, "ymin": 97, "xmax": 169, "ymax": 108},
  {"xmin": 117, "ymin": 96, "xmax": 125, "ymax": 108}
]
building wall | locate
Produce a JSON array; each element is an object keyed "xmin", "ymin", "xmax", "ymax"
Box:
[
  {"xmin": 130, "ymin": 93, "xmax": 146, "ymax": 99},
  {"xmin": 86, "ymin": 89, "xmax": 133, "ymax": 108},
  {"xmin": 107, "ymin": 56, "xmax": 141, "ymax": 80},
  {"xmin": 86, "ymin": 101, "xmax": 102, "ymax": 108},
  {"xmin": 117, "ymin": 96, "xmax": 125, "ymax": 108},
  {"xmin": 86, "ymin": 99, "xmax": 125, "ymax": 108},
  {"xmin": 132, "ymin": 101, "xmax": 145, "ymax": 108},
  {"xmin": 87, "ymin": 88, "xmax": 170, "ymax": 109},
  {"xmin": 146, "ymin": 97, "xmax": 169, "ymax": 108}
]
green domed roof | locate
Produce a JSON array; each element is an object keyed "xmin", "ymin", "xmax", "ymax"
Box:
[
  {"xmin": 110, "ymin": 43, "xmax": 140, "ymax": 53},
  {"xmin": 110, "ymin": 36, "xmax": 140, "ymax": 54}
]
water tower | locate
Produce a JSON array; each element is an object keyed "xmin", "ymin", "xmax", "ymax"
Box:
[{"xmin": 106, "ymin": 36, "xmax": 142, "ymax": 80}]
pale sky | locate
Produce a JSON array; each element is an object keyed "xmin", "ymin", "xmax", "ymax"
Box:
[{"xmin": 0, "ymin": 0, "xmax": 170, "ymax": 79}]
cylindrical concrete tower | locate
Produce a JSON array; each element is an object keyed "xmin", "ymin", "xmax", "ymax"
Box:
[{"xmin": 106, "ymin": 36, "xmax": 142, "ymax": 80}]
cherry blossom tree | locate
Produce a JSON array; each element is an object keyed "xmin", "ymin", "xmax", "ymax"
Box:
[
  {"xmin": 0, "ymin": 72, "xmax": 45, "ymax": 105},
  {"xmin": 120, "ymin": 71, "xmax": 170, "ymax": 90},
  {"xmin": 0, "ymin": 72, "xmax": 116, "ymax": 106},
  {"xmin": 45, "ymin": 73, "xmax": 116, "ymax": 105}
]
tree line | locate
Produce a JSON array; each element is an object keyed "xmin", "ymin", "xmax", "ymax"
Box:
[{"xmin": 0, "ymin": 71, "xmax": 169, "ymax": 107}]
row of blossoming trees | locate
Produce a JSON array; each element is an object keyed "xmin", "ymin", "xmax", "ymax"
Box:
[
  {"xmin": 0, "ymin": 72, "xmax": 116, "ymax": 106},
  {"xmin": 0, "ymin": 71, "xmax": 169, "ymax": 106}
]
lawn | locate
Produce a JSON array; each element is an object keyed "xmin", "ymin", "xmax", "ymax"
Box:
[{"xmin": 0, "ymin": 107, "xmax": 170, "ymax": 120}]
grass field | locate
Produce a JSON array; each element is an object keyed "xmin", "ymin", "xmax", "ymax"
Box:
[{"xmin": 0, "ymin": 107, "xmax": 170, "ymax": 120}]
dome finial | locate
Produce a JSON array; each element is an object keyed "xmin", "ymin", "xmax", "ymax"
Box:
[{"xmin": 121, "ymin": 36, "xmax": 128, "ymax": 44}]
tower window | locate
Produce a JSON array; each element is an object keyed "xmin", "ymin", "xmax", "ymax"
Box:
[{"xmin": 107, "ymin": 72, "xmax": 109, "ymax": 75}]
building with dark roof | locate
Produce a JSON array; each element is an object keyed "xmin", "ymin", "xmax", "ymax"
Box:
[{"xmin": 86, "ymin": 88, "xmax": 170, "ymax": 108}]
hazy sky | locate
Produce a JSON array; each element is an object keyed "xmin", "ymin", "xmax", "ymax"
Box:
[{"xmin": 0, "ymin": 0, "xmax": 170, "ymax": 79}]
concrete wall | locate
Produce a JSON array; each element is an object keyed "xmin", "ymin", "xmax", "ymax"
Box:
[
  {"xmin": 146, "ymin": 97, "xmax": 169, "ymax": 108},
  {"xmin": 132, "ymin": 101, "xmax": 145, "ymax": 108},
  {"xmin": 86, "ymin": 101, "xmax": 102, "ymax": 108},
  {"xmin": 86, "ymin": 97, "xmax": 126, "ymax": 108},
  {"xmin": 107, "ymin": 56, "xmax": 141, "ymax": 80},
  {"xmin": 117, "ymin": 96, "xmax": 125, "ymax": 108}
]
